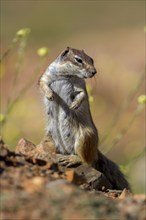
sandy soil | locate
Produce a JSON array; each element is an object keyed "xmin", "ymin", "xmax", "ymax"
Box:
[{"xmin": 0, "ymin": 137, "xmax": 145, "ymax": 220}]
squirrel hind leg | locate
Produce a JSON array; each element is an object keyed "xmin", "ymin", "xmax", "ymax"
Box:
[{"xmin": 75, "ymin": 127, "xmax": 98, "ymax": 165}]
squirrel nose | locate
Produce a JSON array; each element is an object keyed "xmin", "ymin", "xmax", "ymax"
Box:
[{"xmin": 92, "ymin": 68, "xmax": 97, "ymax": 75}]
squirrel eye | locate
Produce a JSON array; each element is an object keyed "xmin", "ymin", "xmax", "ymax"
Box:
[{"xmin": 75, "ymin": 57, "xmax": 83, "ymax": 64}]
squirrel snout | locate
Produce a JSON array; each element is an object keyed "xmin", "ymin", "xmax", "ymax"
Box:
[
  {"xmin": 87, "ymin": 68, "xmax": 97, "ymax": 78},
  {"xmin": 92, "ymin": 69, "xmax": 97, "ymax": 75},
  {"xmin": 89, "ymin": 68, "xmax": 96, "ymax": 77}
]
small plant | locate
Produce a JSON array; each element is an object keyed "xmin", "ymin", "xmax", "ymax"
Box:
[
  {"xmin": 103, "ymin": 93, "xmax": 146, "ymax": 154},
  {"xmin": 0, "ymin": 28, "xmax": 49, "ymax": 141},
  {"xmin": 100, "ymin": 74, "xmax": 145, "ymax": 145}
]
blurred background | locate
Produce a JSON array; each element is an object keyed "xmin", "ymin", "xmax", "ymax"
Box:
[{"xmin": 0, "ymin": 1, "xmax": 145, "ymax": 193}]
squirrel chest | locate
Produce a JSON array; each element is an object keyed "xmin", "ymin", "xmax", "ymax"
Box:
[{"xmin": 45, "ymin": 76, "xmax": 96, "ymax": 155}]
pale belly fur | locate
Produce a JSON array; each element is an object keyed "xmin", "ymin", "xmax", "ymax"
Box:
[{"xmin": 44, "ymin": 78, "xmax": 96, "ymax": 155}]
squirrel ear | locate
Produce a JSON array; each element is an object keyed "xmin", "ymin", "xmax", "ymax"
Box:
[
  {"xmin": 61, "ymin": 47, "xmax": 70, "ymax": 57},
  {"xmin": 82, "ymin": 49, "xmax": 85, "ymax": 53}
]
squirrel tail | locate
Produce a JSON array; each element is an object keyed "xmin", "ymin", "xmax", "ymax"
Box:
[{"xmin": 95, "ymin": 150, "xmax": 131, "ymax": 191}]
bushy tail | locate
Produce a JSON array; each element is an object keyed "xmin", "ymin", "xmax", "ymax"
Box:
[{"xmin": 95, "ymin": 150, "xmax": 131, "ymax": 190}]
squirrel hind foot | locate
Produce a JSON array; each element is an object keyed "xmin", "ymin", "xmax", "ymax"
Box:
[{"xmin": 57, "ymin": 154, "xmax": 82, "ymax": 167}]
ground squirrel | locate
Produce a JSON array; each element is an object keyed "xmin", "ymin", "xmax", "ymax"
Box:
[{"xmin": 39, "ymin": 47, "xmax": 130, "ymax": 190}]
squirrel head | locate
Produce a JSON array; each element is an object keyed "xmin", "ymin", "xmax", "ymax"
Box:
[{"xmin": 54, "ymin": 47, "xmax": 97, "ymax": 79}]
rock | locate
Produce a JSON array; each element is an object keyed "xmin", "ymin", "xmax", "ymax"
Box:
[
  {"xmin": 15, "ymin": 138, "xmax": 36, "ymax": 155},
  {"xmin": 119, "ymin": 188, "xmax": 132, "ymax": 199},
  {"xmin": 65, "ymin": 169, "xmax": 86, "ymax": 185},
  {"xmin": 74, "ymin": 164, "xmax": 112, "ymax": 191}
]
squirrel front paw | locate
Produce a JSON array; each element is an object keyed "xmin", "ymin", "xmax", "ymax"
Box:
[
  {"xmin": 46, "ymin": 91, "xmax": 54, "ymax": 101},
  {"xmin": 70, "ymin": 101, "xmax": 80, "ymax": 110}
]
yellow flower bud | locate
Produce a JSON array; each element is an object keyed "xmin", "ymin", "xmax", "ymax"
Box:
[
  {"xmin": 0, "ymin": 114, "xmax": 5, "ymax": 123},
  {"xmin": 89, "ymin": 96, "xmax": 94, "ymax": 103},
  {"xmin": 16, "ymin": 28, "xmax": 31, "ymax": 38},
  {"xmin": 137, "ymin": 95, "xmax": 146, "ymax": 105},
  {"xmin": 37, "ymin": 47, "xmax": 49, "ymax": 57}
]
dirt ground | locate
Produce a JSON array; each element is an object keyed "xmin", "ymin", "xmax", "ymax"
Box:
[{"xmin": 0, "ymin": 137, "xmax": 145, "ymax": 220}]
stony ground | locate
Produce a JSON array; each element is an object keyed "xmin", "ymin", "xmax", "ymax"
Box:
[{"xmin": 0, "ymin": 137, "xmax": 145, "ymax": 220}]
